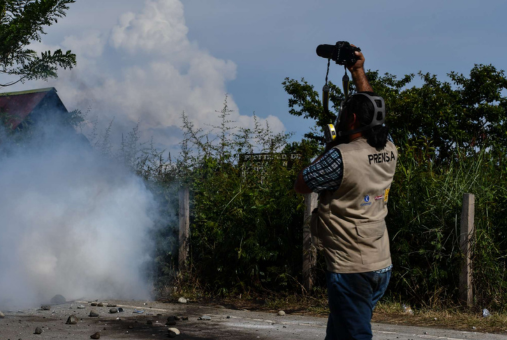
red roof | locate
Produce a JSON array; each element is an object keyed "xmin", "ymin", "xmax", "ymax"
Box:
[{"xmin": 0, "ymin": 87, "xmax": 56, "ymax": 129}]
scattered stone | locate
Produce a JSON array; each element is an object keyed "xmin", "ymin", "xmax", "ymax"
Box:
[
  {"xmin": 110, "ymin": 308, "xmax": 118, "ymax": 314},
  {"xmin": 89, "ymin": 311, "xmax": 99, "ymax": 317},
  {"xmin": 133, "ymin": 309, "xmax": 144, "ymax": 314},
  {"xmin": 277, "ymin": 311, "xmax": 285, "ymax": 316},
  {"xmin": 107, "ymin": 304, "xmax": 117, "ymax": 307},
  {"xmin": 66, "ymin": 315, "xmax": 78, "ymax": 325},
  {"xmin": 97, "ymin": 303, "xmax": 104, "ymax": 307},
  {"xmin": 483, "ymin": 308, "xmax": 491, "ymax": 317},
  {"xmin": 0, "ymin": 311, "xmax": 4, "ymax": 318},
  {"xmin": 433, "ymin": 317, "xmax": 437, "ymax": 321},
  {"xmin": 77, "ymin": 305, "xmax": 86, "ymax": 309},
  {"xmin": 118, "ymin": 307, "xmax": 124, "ymax": 313},
  {"xmin": 90, "ymin": 332, "xmax": 101, "ymax": 339},
  {"xmin": 91, "ymin": 303, "xmax": 97, "ymax": 307},
  {"xmin": 50, "ymin": 294, "xmax": 66, "ymax": 304},
  {"xmin": 178, "ymin": 297, "xmax": 187, "ymax": 304},
  {"xmin": 198, "ymin": 315, "xmax": 211, "ymax": 321},
  {"xmin": 283, "ymin": 325, "xmax": 287, "ymax": 328},
  {"xmin": 41, "ymin": 305, "xmax": 51, "ymax": 311},
  {"xmin": 226, "ymin": 316, "xmax": 231, "ymax": 319},
  {"xmin": 181, "ymin": 316, "xmax": 188, "ymax": 321},
  {"xmin": 402, "ymin": 304, "xmax": 414, "ymax": 315},
  {"xmin": 472, "ymin": 326, "xmax": 477, "ymax": 330},
  {"xmin": 34, "ymin": 327, "xmax": 42, "ymax": 334},
  {"xmin": 168, "ymin": 327, "xmax": 180, "ymax": 338},
  {"xmin": 174, "ymin": 316, "xmax": 181, "ymax": 321}
]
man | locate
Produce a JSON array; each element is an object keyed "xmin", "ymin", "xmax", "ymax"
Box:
[{"xmin": 294, "ymin": 47, "xmax": 398, "ymax": 340}]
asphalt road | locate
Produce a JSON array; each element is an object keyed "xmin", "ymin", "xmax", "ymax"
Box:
[{"xmin": 1, "ymin": 300, "xmax": 506, "ymax": 340}]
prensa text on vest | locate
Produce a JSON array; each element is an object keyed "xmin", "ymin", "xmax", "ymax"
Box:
[{"xmin": 368, "ymin": 151, "xmax": 396, "ymax": 165}]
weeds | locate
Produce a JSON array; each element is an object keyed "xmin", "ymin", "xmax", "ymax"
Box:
[{"xmin": 8, "ymin": 94, "xmax": 506, "ymax": 310}]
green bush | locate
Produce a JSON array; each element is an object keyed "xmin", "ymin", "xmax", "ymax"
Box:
[
  {"xmin": 52, "ymin": 63, "xmax": 507, "ymax": 308},
  {"xmin": 158, "ymin": 96, "xmax": 507, "ymax": 308},
  {"xmin": 174, "ymin": 98, "xmax": 315, "ymax": 294},
  {"xmin": 387, "ymin": 139, "xmax": 507, "ymax": 308}
]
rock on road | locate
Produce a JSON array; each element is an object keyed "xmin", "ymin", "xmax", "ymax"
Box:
[{"xmin": 0, "ymin": 300, "xmax": 506, "ymax": 340}]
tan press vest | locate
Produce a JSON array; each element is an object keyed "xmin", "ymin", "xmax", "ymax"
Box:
[{"xmin": 310, "ymin": 137, "xmax": 398, "ymax": 273}]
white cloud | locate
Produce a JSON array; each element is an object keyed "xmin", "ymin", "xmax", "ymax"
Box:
[
  {"xmin": 110, "ymin": 0, "xmax": 188, "ymax": 54},
  {"xmin": 26, "ymin": 0, "xmax": 285, "ymax": 150},
  {"xmin": 63, "ymin": 30, "xmax": 106, "ymax": 59}
]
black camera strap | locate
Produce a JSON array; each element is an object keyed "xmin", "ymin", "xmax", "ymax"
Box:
[
  {"xmin": 334, "ymin": 66, "xmax": 351, "ymax": 130},
  {"xmin": 322, "ymin": 59, "xmax": 331, "ymax": 117},
  {"xmin": 342, "ymin": 65, "xmax": 350, "ymax": 99}
]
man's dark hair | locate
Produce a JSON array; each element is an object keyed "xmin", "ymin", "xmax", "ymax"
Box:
[{"xmin": 342, "ymin": 91, "xmax": 389, "ymax": 151}]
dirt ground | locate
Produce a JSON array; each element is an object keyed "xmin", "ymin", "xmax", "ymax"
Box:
[{"xmin": 1, "ymin": 299, "xmax": 507, "ymax": 340}]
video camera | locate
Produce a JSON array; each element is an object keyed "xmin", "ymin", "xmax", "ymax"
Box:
[
  {"xmin": 316, "ymin": 42, "xmax": 385, "ymax": 144},
  {"xmin": 316, "ymin": 41, "xmax": 361, "ymax": 67}
]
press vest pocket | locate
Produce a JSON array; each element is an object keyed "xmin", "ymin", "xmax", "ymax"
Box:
[{"xmin": 355, "ymin": 220, "xmax": 390, "ymax": 265}]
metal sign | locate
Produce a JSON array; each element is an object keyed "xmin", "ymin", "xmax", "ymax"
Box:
[{"xmin": 239, "ymin": 153, "xmax": 302, "ymax": 178}]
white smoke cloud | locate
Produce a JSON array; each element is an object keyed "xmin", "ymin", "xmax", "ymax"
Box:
[
  {"xmin": 110, "ymin": 0, "xmax": 189, "ymax": 54},
  {"xmin": 28, "ymin": 0, "xmax": 285, "ymax": 150},
  {"xmin": 0, "ymin": 122, "xmax": 160, "ymax": 309}
]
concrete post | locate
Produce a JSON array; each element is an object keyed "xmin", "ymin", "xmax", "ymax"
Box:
[
  {"xmin": 179, "ymin": 186, "xmax": 190, "ymax": 271},
  {"xmin": 460, "ymin": 193, "xmax": 475, "ymax": 307},
  {"xmin": 303, "ymin": 193, "xmax": 318, "ymax": 292}
]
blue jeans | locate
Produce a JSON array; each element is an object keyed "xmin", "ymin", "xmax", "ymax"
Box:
[{"xmin": 325, "ymin": 270, "xmax": 391, "ymax": 340}]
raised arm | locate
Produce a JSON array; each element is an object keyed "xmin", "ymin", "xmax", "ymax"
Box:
[{"xmin": 347, "ymin": 46, "xmax": 373, "ymax": 92}]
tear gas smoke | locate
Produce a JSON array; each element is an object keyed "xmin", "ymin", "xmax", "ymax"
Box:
[{"xmin": 0, "ymin": 116, "xmax": 159, "ymax": 309}]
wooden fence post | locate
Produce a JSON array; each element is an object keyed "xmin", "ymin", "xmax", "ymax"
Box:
[
  {"xmin": 303, "ymin": 193, "xmax": 318, "ymax": 292},
  {"xmin": 179, "ymin": 186, "xmax": 190, "ymax": 271},
  {"xmin": 460, "ymin": 193, "xmax": 475, "ymax": 307}
]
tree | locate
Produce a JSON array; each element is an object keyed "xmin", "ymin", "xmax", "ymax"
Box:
[
  {"xmin": 0, "ymin": 0, "xmax": 76, "ymax": 87},
  {"xmin": 283, "ymin": 64, "xmax": 507, "ymax": 164}
]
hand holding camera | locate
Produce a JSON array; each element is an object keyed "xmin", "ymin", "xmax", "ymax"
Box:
[
  {"xmin": 346, "ymin": 44, "xmax": 365, "ymax": 74},
  {"xmin": 316, "ymin": 41, "xmax": 361, "ymax": 67},
  {"xmin": 316, "ymin": 41, "xmax": 376, "ymax": 145},
  {"xmin": 316, "ymin": 41, "xmax": 366, "ymax": 77}
]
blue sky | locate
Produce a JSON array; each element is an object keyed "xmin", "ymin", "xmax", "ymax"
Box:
[
  {"xmin": 6, "ymin": 0, "xmax": 507, "ymax": 152},
  {"xmin": 181, "ymin": 0, "xmax": 507, "ymax": 136}
]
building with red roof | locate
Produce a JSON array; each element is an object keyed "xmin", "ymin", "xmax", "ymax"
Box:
[{"xmin": 0, "ymin": 87, "xmax": 69, "ymax": 130}]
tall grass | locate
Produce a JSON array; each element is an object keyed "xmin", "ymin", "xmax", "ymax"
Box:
[
  {"xmin": 387, "ymin": 139, "xmax": 507, "ymax": 309},
  {"xmin": 60, "ymin": 102, "xmax": 507, "ymax": 308}
]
